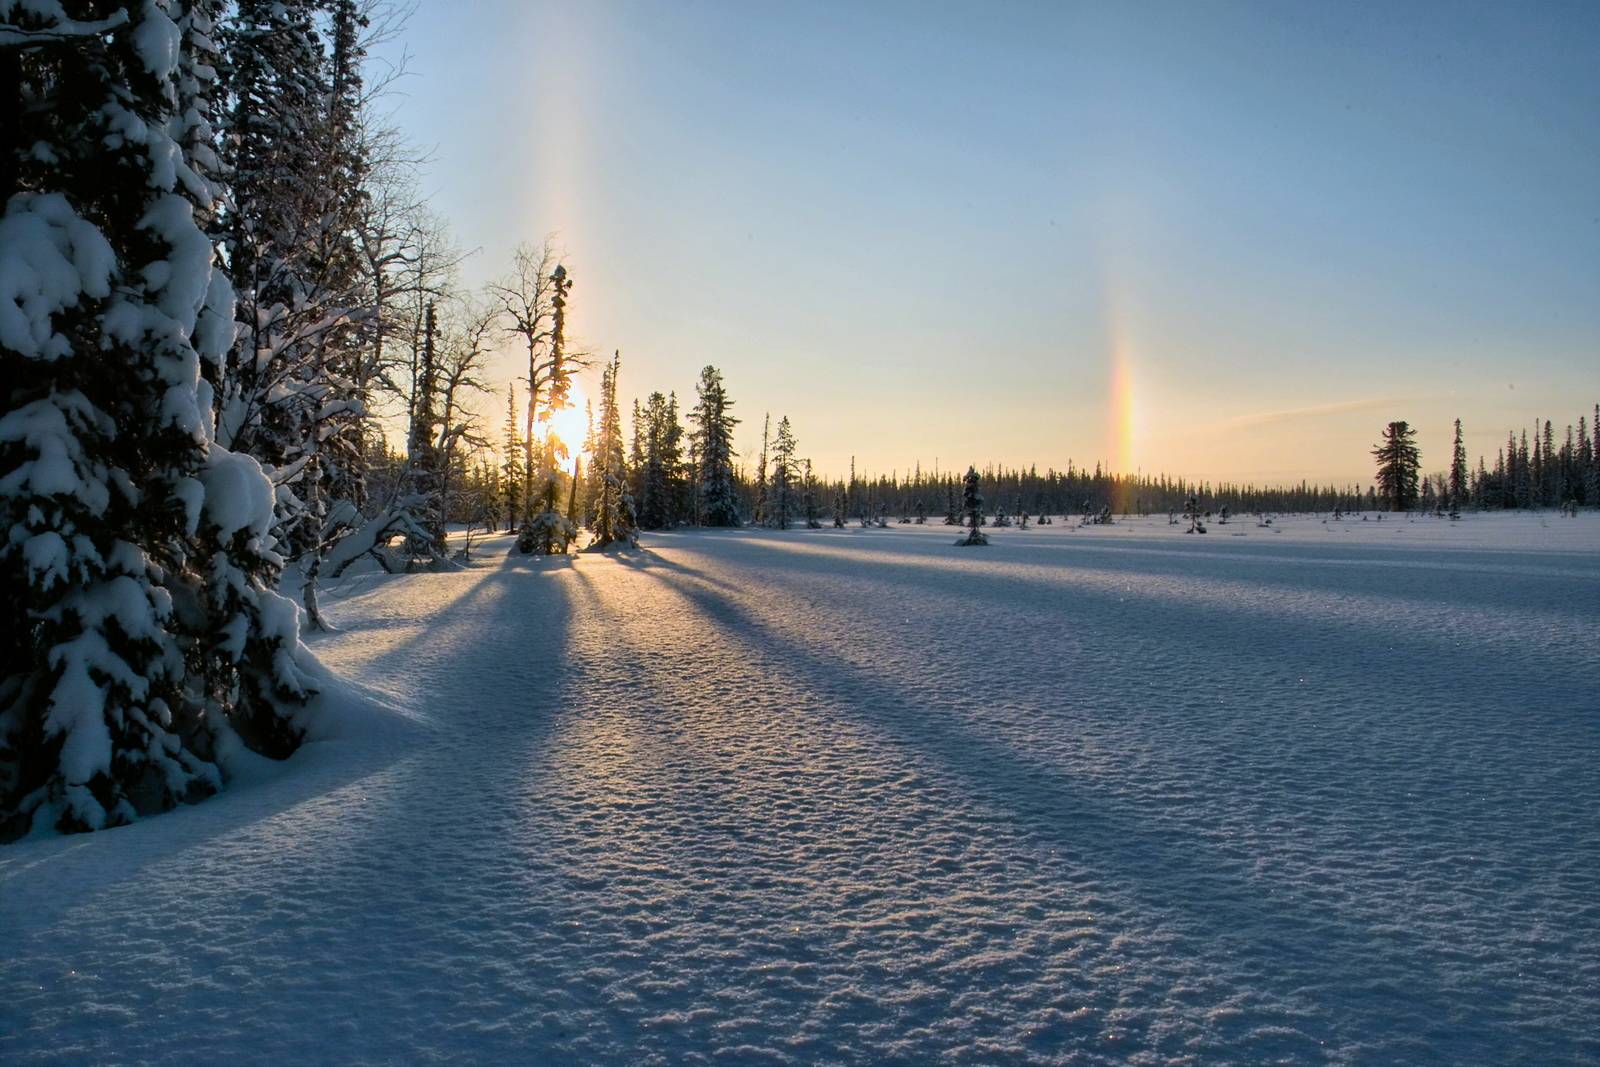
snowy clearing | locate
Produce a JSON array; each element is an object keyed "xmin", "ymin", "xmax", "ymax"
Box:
[{"xmin": 4, "ymin": 513, "xmax": 1599, "ymax": 1065}]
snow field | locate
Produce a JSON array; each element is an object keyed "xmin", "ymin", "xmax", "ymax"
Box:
[{"xmin": 3, "ymin": 513, "xmax": 1598, "ymax": 1064}]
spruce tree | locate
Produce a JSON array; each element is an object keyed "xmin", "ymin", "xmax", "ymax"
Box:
[
  {"xmin": 501, "ymin": 386, "xmax": 524, "ymax": 531},
  {"xmin": 1505, "ymin": 431, "xmax": 1521, "ymax": 507},
  {"xmin": 689, "ymin": 365, "xmax": 740, "ymax": 526},
  {"xmin": 566, "ymin": 456, "xmax": 583, "ymax": 527},
  {"xmin": 585, "ymin": 352, "xmax": 636, "ymax": 550},
  {"xmin": 1517, "ymin": 430, "xmax": 1532, "ymax": 507},
  {"xmin": 768, "ymin": 416, "xmax": 797, "ymax": 529},
  {"xmin": 1372, "ymin": 421, "xmax": 1421, "ymax": 511},
  {"xmin": 636, "ymin": 391, "xmax": 685, "ymax": 530},
  {"xmin": 956, "ymin": 467, "xmax": 989, "ymax": 546},
  {"xmin": 802, "ymin": 460, "xmax": 822, "ymax": 528},
  {"xmin": 1562, "ymin": 424, "xmax": 1577, "ymax": 506},
  {"xmin": 628, "ymin": 398, "xmax": 647, "ymax": 509},
  {"xmin": 1592, "ymin": 405, "xmax": 1600, "ymax": 503},
  {"xmin": 1580, "ymin": 414, "xmax": 1598, "ymax": 506},
  {"xmin": 1542, "ymin": 420, "xmax": 1558, "ymax": 506},
  {"xmin": 218, "ymin": 0, "xmax": 365, "ymax": 559},
  {"xmin": 2, "ymin": 0, "xmax": 310, "ymax": 838},
  {"xmin": 664, "ymin": 392, "xmax": 691, "ymax": 524},
  {"xmin": 404, "ymin": 300, "xmax": 445, "ymax": 554},
  {"xmin": 1449, "ymin": 418, "xmax": 1468, "ymax": 514},
  {"xmin": 753, "ymin": 413, "xmax": 770, "ymax": 527},
  {"xmin": 848, "ymin": 456, "xmax": 858, "ymax": 526},
  {"xmin": 1531, "ymin": 428, "xmax": 1544, "ymax": 505}
]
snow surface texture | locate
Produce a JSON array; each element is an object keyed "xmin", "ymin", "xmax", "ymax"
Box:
[{"xmin": 4, "ymin": 513, "xmax": 1599, "ymax": 1065}]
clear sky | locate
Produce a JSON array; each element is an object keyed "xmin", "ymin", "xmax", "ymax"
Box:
[{"xmin": 375, "ymin": 0, "xmax": 1599, "ymax": 485}]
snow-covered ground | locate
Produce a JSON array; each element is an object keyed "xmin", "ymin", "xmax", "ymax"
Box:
[{"xmin": 4, "ymin": 513, "xmax": 1599, "ymax": 1065}]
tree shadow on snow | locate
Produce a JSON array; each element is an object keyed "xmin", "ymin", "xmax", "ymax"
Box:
[{"xmin": 612, "ymin": 551, "xmax": 1496, "ymax": 1056}]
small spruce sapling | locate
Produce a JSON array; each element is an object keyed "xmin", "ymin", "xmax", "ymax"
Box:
[{"xmin": 956, "ymin": 467, "xmax": 989, "ymax": 546}]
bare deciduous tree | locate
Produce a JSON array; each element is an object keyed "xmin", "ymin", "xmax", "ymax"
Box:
[{"xmin": 489, "ymin": 240, "xmax": 586, "ymax": 522}]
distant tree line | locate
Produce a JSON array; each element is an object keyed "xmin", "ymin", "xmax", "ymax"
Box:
[
  {"xmin": 1463, "ymin": 407, "xmax": 1599, "ymax": 512},
  {"xmin": 453, "ymin": 400, "xmax": 1600, "ymax": 539},
  {"xmin": 1372, "ymin": 409, "xmax": 1599, "ymax": 514}
]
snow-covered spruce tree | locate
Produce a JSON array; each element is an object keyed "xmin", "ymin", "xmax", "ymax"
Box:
[
  {"xmin": 585, "ymin": 352, "xmax": 637, "ymax": 551},
  {"xmin": 517, "ymin": 455, "xmax": 575, "ymax": 554},
  {"xmin": 218, "ymin": 0, "xmax": 376, "ymax": 627},
  {"xmin": 944, "ymin": 483, "xmax": 960, "ymax": 525},
  {"xmin": 500, "ymin": 385, "xmax": 524, "ymax": 530},
  {"xmin": 847, "ymin": 455, "xmax": 857, "ymax": 525},
  {"xmin": 956, "ymin": 467, "xmax": 989, "ymax": 546},
  {"xmin": 636, "ymin": 391, "xmax": 684, "ymax": 530},
  {"xmin": 753, "ymin": 412, "xmax": 769, "ymax": 527},
  {"xmin": 187, "ymin": 0, "xmax": 315, "ymax": 755},
  {"xmin": 309, "ymin": 0, "xmax": 369, "ymax": 508},
  {"xmin": 627, "ymin": 397, "xmax": 646, "ymax": 509},
  {"xmin": 802, "ymin": 459, "xmax": 822, "ymax": 528},
  {"xmin": 689, "ymin": 364, "xmax": 741, "ymax": 526},
  {"xmin": 832, "ymin": 486, "xmax": 847, "ymax": 527},
  {"xmin": 1, "ymin": 0, "xmax": 311, "ymax": 839},
  {"xmin": 217, "ymin": 0, "xmax": 365, "ymax": 561},
  {"xmin": 684, "ymin": 434, "xmax": 701, "ymax": 526},
  {"xmin": 665, "ymin": 393, "xmax": 693, "ymax": 525},
  {"xmin": 1183, "ymin": 494, "xmax": 1207, "ymax": 534},
  {"xmin": 767, "ymin": 415, "xmax": 797, "ymax": 529}
]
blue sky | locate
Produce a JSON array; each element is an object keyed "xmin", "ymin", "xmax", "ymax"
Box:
[{"xmin": 376, "ymin": 0, "xmax": 1599, "ymax": 482}]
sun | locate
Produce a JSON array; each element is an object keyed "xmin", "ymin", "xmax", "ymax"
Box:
[{"xmin": 544, "ymin": 381, "xmax": 590, "ymax": 468}]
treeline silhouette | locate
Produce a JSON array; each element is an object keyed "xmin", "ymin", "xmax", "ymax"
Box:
[{"xmin": 448, "ymin": 393, "xmax": 1600, "ymax": 530}]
